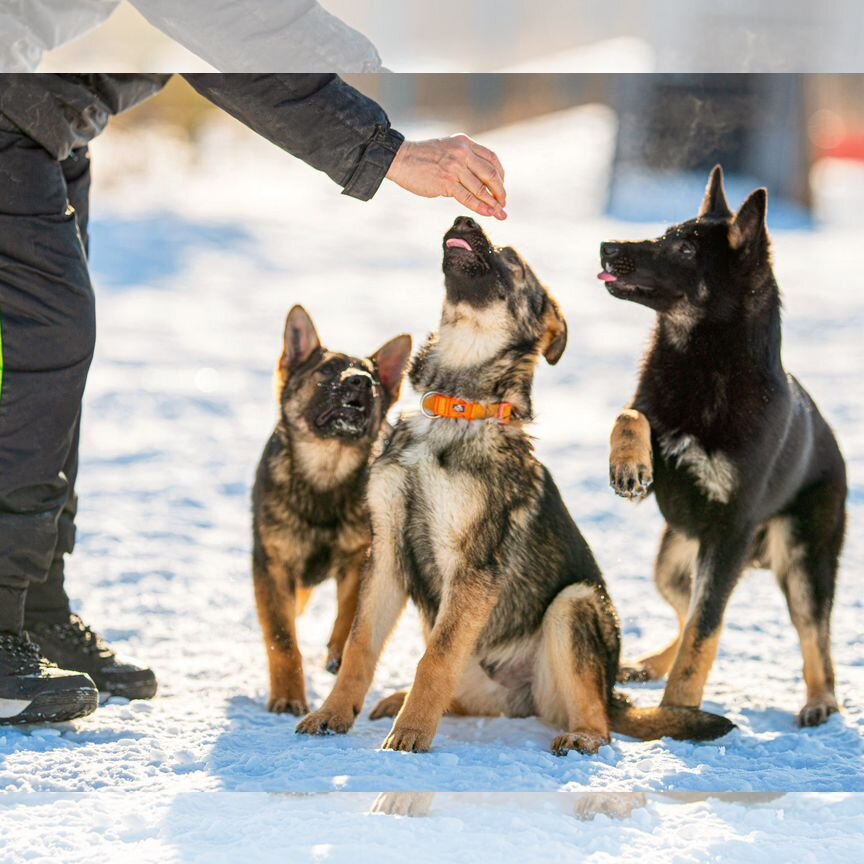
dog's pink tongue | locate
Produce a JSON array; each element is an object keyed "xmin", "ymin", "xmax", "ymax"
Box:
[
  {"xmin": 597, "ymin": 272, "xmax": 617, "ymax": 282},
  {"xmin": 446, "ymin": 238, "xmax": 472, "ymax": 251}
]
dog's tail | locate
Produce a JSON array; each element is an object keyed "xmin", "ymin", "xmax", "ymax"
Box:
[{"xmin": 609, "ymin": 694, "xmax": 735, "ymax": 742}]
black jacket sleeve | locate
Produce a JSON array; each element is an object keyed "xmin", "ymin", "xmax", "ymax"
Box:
[{"xmin": 182, "ymin": 74, "xmax": 404, "ymax": 201}]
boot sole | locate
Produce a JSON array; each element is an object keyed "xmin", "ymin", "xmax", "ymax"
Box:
[{"xmin": 0, "ymin": 686, "xmax": 99, "ymax": 725}]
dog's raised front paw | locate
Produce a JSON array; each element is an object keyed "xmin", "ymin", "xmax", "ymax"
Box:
[{"xmin": 609, "ymin": 459, "xmax": 653, "ymax": 500}]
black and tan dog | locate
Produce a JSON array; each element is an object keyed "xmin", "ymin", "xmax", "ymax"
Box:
[
  {"xmin": 601, "ymin": 167, "xmax": 847, "ymax": 726},
  {"xmin": 297, "ymin": 217, "xmax": 732, "ymax": 753},
  {"xmin": 252, "ymin": 306, "xmax": 411, "ymax": 715}
]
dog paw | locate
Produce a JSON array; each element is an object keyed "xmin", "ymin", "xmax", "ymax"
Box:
[
  {"xmin": 382, "ymin": 724, "xmax": 435, "ymax": 753},
  {"xmin": 609, "ymin": 460, "xmax": 653, "ymax": 500},
  {"xmin": 798, "ymin": 694, "xmax": 839, "ymax": 727},
  {"xmin": 616, "ymin": 663, "xmax": 654, "ymax": 684},
  {"xmin": 325, "ymin": 649, "xmax": 342, "ymax": 675},
  {"xmin": 295, "ymin": 706, "xmax": 355, "ymax": 736},
  {"xmin": 268, "ymin": 696, "xmax": 309, "ymax": 716},
  {"xmin": 370, "ymin": 691, "xmax": 407, "ymax": 721},
  {"xmin": 551, "ymin": 730, "xmax": 609, "ymax": 756}
]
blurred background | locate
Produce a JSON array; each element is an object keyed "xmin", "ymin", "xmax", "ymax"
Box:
[
  {"xmin": 98, "ymin": 73, "xmax": 864, "ymax": 226},
  {"xmin": 40, "ymin": 0, "xmax": 864, "ymax": 73}
]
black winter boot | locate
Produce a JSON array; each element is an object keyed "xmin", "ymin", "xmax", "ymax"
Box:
[
  {"xmin": 26, "ymin": 614, "xmax": 158, "ymax": 701},
  {"xmin": 0, "ymin": 631, "xmax": 98, "ymax": 725}
]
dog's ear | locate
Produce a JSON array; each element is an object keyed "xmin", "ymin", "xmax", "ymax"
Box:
[
  {"xmin": 730, "ymin": 188, "xmax": 768, "ymax": 250},
  {"xmin": 279, "ymin": 305, "xmax": 321, "ymax": 383},
  {"xmin": 699, "ymin": 164, "xmax": 732, "ymax": 220},
  {"xmin": 542, "ymin": 298, "xmax": 568, "ymax": 365},
  {"xmin": 371, "ymin": 334, "xmax": 413, "ymax": 402}
]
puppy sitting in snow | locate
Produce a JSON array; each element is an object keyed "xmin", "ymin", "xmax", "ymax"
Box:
[
  {"xmin": 297, "ymin": 218, "xmax": 732, "ymax": 753},
  {"xmin": 252, "ymin": 306, "xmax": 411, "ymax": 715}
]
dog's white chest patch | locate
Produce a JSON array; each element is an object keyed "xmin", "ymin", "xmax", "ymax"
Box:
[{"xmin": 660, "ymin": 433, "xmax": 737, "ymax": 504}]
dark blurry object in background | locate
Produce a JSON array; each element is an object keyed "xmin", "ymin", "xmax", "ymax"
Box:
[{"xmin": 608, "ymin": 76, "xmax": 812, "ymax": 226}]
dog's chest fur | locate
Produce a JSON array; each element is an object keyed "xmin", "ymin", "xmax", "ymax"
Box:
[
  {"xmin": 658, "ymin": 431, "xmax": 738, "ymax": 505},
  {"xmin": 254, "ymin": 433, "xmax": 371, "ymax": 587},
  {"xmin": 370, "ymin": 415, "xmax": 530, "ymax": 621}
]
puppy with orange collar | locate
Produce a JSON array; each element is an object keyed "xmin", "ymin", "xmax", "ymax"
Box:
[{"xmin": 297, "ymin": 217, "xmax": 733, "ymax": 754}]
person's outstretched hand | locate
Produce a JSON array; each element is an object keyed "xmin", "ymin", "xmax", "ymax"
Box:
[{"xmin": 386, "ymin": 135, "xmax": 507, "ymax": 220}]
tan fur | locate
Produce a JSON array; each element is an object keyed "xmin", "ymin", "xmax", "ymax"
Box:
[
  {"xmin": 325, "ymin": 558, "xmax": 363, "ymax": 672},
  {"xmin": 661, "ymin": 627, "xmax": 721, "ymax": 708},
  {"xmin": 533, "ymin": 585, "xmax": 611, "ymax": 754},
  {"xmin": 767, "ymin": 518, "xmax": 838, "ymax": 722},
  {"xmin": 253, "ymin": 571, "xmax": 307, "ymax": 715},
  {"xmin": 609, "ymin": 408, "xmax": 653, "ymax": 499},
  {"xmin": 292, "ymin": 435, "xmax": 369, "ymax": 491},
  {"xmin": 438, "ymin": 300, "xmax": 511, "ymax": 369},
  {"xmin": 634, "ymin": 530, "xmax": 699, "ymax": 678},
  {"xmin": 295, "ymin": 476, "xmax": 410, "ymax": 735},
  {"xmin": 384, "ymin": 580, "xmax": 499, "ymax": 752}
]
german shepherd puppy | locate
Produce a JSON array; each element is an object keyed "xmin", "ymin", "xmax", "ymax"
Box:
[
  {"xmin": 601, "ymin": 167, "xmax": 847, "ymax": 727},
  {"xmin": 297, "ymin": 217, "xmax": 733, "ymax": 753},
  {"xmin": 252, "ymin": 306, "xmax": 411, "ymax": 715}
]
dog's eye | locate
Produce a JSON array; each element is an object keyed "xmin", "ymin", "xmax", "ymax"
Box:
[
  {"xmin": 500, "ymin": 248, "xmax": 524, "ymax": 275},
  {"xmin": 678, "ymin": 241, "xmax": 696, "ymax": 258},
  {"xmin": 529, "ymin": 290, "xmax": 546, "ymax": 317}
]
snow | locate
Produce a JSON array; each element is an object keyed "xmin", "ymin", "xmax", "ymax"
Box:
[{"xmin": 1, "ymin": 105, "xmax": 862, "ymax": 859}]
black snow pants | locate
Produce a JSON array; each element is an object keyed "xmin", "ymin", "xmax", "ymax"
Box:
[{"xmin": 0, "ymin": 116, "xmax": 94, "ymax": 633}]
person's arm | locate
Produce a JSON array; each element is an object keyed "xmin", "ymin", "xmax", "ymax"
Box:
[
  {"xmin": 185, "ymin": 74, "xmax": 507, "ymax": 217},
  {"xmin": 132, "ymin": 0, "xmax": 383, "ymax": 72},
  {"xmin": 0, "ymin": 0, "xmax": 120, "ymax": 72},
  {"xmin": 183, "ymin": 73, "xmax": 402, "ymax": 202}
]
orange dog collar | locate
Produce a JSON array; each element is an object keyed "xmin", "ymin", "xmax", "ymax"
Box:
[{"xmin": 421, "ymin": 391, "xmax": 513, "ymax": 424}]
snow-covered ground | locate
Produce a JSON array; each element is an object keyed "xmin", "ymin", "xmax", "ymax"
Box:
[{"xmin": 1, "ymin": 105, "xmax": 862, "ymax": 859}]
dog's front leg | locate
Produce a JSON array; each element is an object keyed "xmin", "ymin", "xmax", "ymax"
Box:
[
  {"xmin": 382, "ymin": 577, "xmax": 498, "ymax": 753},
  {"xmin": 609, "ymin": 408, "xmax": 653, "ymax": 500},
  {"xmin": 661, "ymin": 526, "xmax": 754, "ymax": 708},
  {"xmin": 325, "ymin": 554, "xmax": 365, "ymax": 674},
  {"xmin": 296, "ymin": 548, "xmax": 407, "ymax": 736}
]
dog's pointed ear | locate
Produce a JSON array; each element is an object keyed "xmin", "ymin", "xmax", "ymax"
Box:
[
  {"xmin": 730, "ymin": 188, "xmax": 768, "ymax": 250},
  {"xmin": 699, "ymin": 165, "xmax": 732, "ymax": 220},
  {"xmin": 542, "ymin": 298, "xmax": 568, "ymax": 366},
  {"xmin": 279, "ymin": 305, "xmax": 321, "ymax": 383},
  {"xmin": 371, "ymin": 334, "xmax": 413, "ymax": 402}
]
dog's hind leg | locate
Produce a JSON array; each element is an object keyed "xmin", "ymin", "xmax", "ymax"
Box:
[
  {"xmin": 325, "ymin": 554, "xmax": 364, "ymax": 674},
  {"xmin": 662, "ymin": 525, "xmax": 754, "ymax": 708},
  {"xmin": 534, "ymin": 584, "xmax": 616, "ymax": 755},
  {"xmin": 769, "ymin": 485, "xmax": 844, "ymax": 726},
  {"xmin": 254, "ymin": 557, "xmax": 309, "ymax": 716},
  {"xmin": 618, "ymin": 526, "xmax": 695, "ymax": 682}
]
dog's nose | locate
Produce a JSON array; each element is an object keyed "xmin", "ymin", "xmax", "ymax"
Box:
[
  {"xmin": 453, "ymin": 216, "xmax": 478, "ymax": 233},
  {"xmin": 343, "ymin": 372, "xmax": 372, "ymax": 393},
  {"xmin": 601, "ymin": 242, "xmax": 622, "ymax": 260}
]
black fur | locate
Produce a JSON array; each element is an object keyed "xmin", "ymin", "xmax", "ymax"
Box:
[{"xmin": 601, "ymin": 166, "xmax": 847, "ymax": 724}]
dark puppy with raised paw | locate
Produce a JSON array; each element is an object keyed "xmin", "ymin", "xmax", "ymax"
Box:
[{"xmin": 601, "ymin": 166, "xmax": 847, "ymax": 727}]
